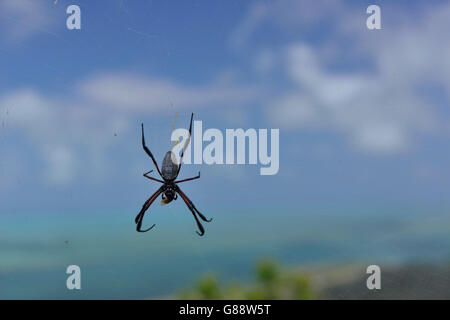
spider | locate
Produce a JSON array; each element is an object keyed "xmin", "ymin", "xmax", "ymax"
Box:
[{"xmin": 135, "ymin": 113, "xmax": 212, "ymax": 236}]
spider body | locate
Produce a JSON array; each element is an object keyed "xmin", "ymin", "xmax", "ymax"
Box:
[
  {"xmin": 135, "ymin": 113, "xmax": 212, "ymax": 236},
  {"xmin": 160, "ymin": 182, "xmax": 177, "ymax": 204},
  {"xmin": 161, "ymin": 151, "xmax": 178, "ymax": 181}
]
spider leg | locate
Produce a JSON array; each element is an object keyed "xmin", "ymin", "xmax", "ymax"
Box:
[
  {"xmin": 177, "ymin": 187, "xmax": 213, "ymax": 222},
  {"xmin": 143, "ymin": 170, "xmax": 164, "ymax": 183},
  {"xmin": 176, "ymin": 113, "xmax": 193, "ymax": 177},
  {"xmin": 141, "ymin": 123, "xmax": 163, "ymax": 178},
  {"xmin": 185, "ymin": 201, "xmax": 205, "ymax": 236},
  {"xmin": 135, "ymin": 187, "xmax": 163, "ymax": 232},
  {"xmin": 174, "ymin": 171, "xmax": 200, "ymax": 184},
  {"xmin": 135, "ymin": 187, "xmax": 161, "ymax": 224},
  {"xmin": 176, "ymin": 186, "xmax": 212, "ymax": 236}
]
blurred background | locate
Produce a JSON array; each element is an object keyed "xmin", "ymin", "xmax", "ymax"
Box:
[{"xmin": 0, "ymin": 0, "xmax": 449, "ymax": 299}]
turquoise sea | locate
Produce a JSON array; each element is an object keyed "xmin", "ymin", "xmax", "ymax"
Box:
[{"xmin": 1, "ymin": 206, "xmax": 449, "ymax": 299}]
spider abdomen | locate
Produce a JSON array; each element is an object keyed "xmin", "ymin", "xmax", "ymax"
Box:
[{"xmin": 161, "ymin": 151, "xmax": 178, "ymax": 180}]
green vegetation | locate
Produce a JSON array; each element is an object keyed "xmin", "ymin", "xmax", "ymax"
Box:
[{"xmin": 178, "ymin": 259, "xmax": 315, "ymax": 300}]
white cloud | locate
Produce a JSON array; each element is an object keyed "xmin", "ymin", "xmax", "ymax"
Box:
[
  {"xmin": 373, "ymin": 4, "xmax": 450, "ymax": 97},
  {"xmin": 0, "ymin": 0, "xmax": 56, "ymax": 43},
  {"xmin": 0, "ymin": 89, "xmax": 55, "ymax": 134},
  {"xmin": 44, "ymin": 145, "xmax": 77, "ymax": 185},
  {"xmin": 252, "ymin": 1, "xmax": 450, "ymax": 154},
  {"xmin": 267, "ymin": 43, "xmax": 437, "ymax": 154},
  {"xmin": 78, "ymin": 73, "xmax": 259, "ymax": 113},
  {"xmin": 229, "ymin": 2, "xmax": 268, "ymax": 50},
  {"xmin": 230, "ymin": 0, "xmax": 346, "ymax": 50},
  {"xmin": 0, "ymin": 71, "xmax": 260, "ymax": 186},
  {"xmin": 353, "ymin": 124, "xmax": 407, "ymax": 154},
  {"xmin": 0, "ymin": 88, "xmax": 118, "ymax": 185}
]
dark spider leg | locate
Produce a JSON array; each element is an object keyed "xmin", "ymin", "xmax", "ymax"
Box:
[
  {"xmin": 176, "ymin": 113, "xmax": 193, "ymax": 177},
  {"xmin": 177, "ymin": 191, "xmax": 206, "ymax": 236},
  {"xmin": 143, "ymin": 170, "xmax": 164, "ymax": 183},
  {"xmin": 174, "ymin": 171, "xmax": 200, "ymax": 184},
  {"xmin": 135, "ymin": 186, "xmax": 163, "ymax": 224},
  {"xmin": 177, "ymin": 186, "xmax": 213, "ymax": 223},
  {"xmin": 141, "ymin": 123, "xmax": 163, "ymax": 178},
  {"xmin": 135, "ymin": 187, "xmax": 161, "ymax": 225},
  {"xmin": 135, "ymin": 187, "xmax": 163, "ymax": 232}
]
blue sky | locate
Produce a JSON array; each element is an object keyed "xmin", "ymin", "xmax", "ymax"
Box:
[{"xmin": 0, "ymin": 0, "xmax": 449, "ymax": 215}]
